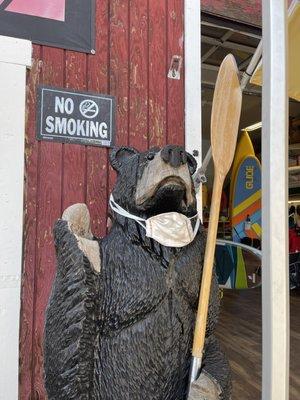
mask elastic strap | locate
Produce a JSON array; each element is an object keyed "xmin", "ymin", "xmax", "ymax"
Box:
[
  {"xmin": 189, "ymin": 212, "xmax": 201, "ymax": 236},
  {"xmin": 193, "ymin": 216, "xmax": 201, "ymax": 237},
  {"xmin": 109, "ymin": 194, "xmax": 146, "ymax": 229}
]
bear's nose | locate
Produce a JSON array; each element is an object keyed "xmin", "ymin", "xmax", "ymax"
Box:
[{"xmin": 160, "ymin": 145, "xmax": 187, "ymax": 168}]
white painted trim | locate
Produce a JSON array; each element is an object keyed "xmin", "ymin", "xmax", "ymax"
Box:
[
  {"xmin": 184, "ymin": 0, "xmax": 202, "ymax": 213},
  {"xmin": 0, "ymin": 35, "xmax": 32, "ymax": 66},
  {"xmin": 0, "ymin": 36, "xmax": 32, "ymax": 400},
  {"xmin": 261, "ymin": 2, "xmax": 289, "ymax": 400},
  {"xmin": 184, "ymin": 0, "xmax": 201, "ymax": 164}
]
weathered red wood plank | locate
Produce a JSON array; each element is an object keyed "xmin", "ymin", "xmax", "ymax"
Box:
[
  {"xmin": 63, "ymin": 52, "xmax": 87, "ymax": 210},
  {"xmin": 149, "ymin": 1, "xmax": 167, "ymax": 148},
  {"xmin": 129, "ymin": 0, "xmax": 149, "ymax": 150},
  {"xmin": 87, "ymin": 0, "xmax": 109, "ymax": 238},
  {"xmin": 167, "ymin": 0, "xmax": 185, "ymax": 146},
  {"xmin": 19, "ymin": 44, "xmax": 42, "ymax": 400},
  {"xmin": 109, "ymin": 0, "xmax": 130, "ymax": 192},
  {"xmin": 31, "ymin": 46, "xmax": 64, "ymax": 399}
]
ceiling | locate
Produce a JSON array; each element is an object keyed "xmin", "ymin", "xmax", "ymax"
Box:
[
  {"xmin": 200, "ymin": 18, "xmax": 300, "ymax": 194},
  {"xmin": 201, "ymin": 19, "xmax": 300, "ymax": 140},
  {"xmin": 201, "ymin": 0, "xmax": 262, "ymax": 27}
]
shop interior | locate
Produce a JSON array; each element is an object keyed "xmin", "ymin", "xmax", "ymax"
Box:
[{"xmin": 200, "ymin": 14, "xmax": 300, "ymax": 399}]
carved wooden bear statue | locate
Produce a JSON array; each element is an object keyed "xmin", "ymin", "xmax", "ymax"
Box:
[{"xmin": 44, "ymin": 146, "xmax": 231, "ymax": 400}]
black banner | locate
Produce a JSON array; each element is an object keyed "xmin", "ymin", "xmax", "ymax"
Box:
[
  {"xmin": 37, "ymin": 86, "xmax": 116, "ymax": 148},
  {"xmin": 0, "ymin": 0, "xmax": 95, "ymax": 53}
]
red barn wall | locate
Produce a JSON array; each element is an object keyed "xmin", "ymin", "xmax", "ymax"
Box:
[{"xmin": 19, "ymin": 1, "xmax": 185, "ymax": 398}]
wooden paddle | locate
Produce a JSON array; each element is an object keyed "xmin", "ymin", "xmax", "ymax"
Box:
[{"xmin": 188, "ymin": 54, "xmax": 242, "ymax": 391}]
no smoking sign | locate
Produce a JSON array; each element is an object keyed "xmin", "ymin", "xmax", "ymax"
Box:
[
  {"xmin": 79, "ymin": 100, "xmax": 99, "ymax": 119},
  {"xmin": 37, "ymin": 86, "xmax": 116, "ymax": 148}
]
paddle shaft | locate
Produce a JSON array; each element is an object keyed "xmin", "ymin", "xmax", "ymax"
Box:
[
  {"xmin": 192, "ymin": 172, "xmax": 224, "ymax": 359},
  {"xmin": 188, "ymin": 55, "xmax": 241, "ymax": 387}
]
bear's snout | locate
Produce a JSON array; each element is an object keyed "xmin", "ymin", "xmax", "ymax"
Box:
[{"xmin": 161, "ymin": 145, "xmax": 187, "ymax": 168}]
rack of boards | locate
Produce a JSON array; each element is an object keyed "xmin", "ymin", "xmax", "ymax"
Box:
[
  {"xmin": 206, "ymin": 131, "xmax": 263, "ymax": 290},
  {"xmin": 202, "ymin": 130, "xmax": 262, "ymax": 247}
]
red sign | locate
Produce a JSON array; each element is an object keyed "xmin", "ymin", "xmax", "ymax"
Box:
[
  {"xmin": 2, "ymin": 0, "xmax": 65, "ymax": 21},
  {"xmin": 0, "ymin": 0, "xmax": 94, "ymax": 53}
]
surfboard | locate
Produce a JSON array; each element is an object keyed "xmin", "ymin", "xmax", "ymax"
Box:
[
  {"xmin": 231, "ymin": 155, "xmax": 262, "ymax": 242},
  {"xmin": 229, "ymin": 130, "xmax": 255, "ymax": 213},
  {"xmin": 215, "ymin": 239, "xmax": 261, "ymax": 289}
]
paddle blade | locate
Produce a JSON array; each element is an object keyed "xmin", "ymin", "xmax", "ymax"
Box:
[{"xmin": 211, "ymin": 54, "xmax": 242, "ymax": 177}]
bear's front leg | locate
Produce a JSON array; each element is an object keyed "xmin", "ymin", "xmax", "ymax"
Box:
[{"xmin": 44, "ymin": 204, "xmax": 102, "ymax": 399}]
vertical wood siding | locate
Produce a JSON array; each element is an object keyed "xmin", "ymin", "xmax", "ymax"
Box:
[{"xmin": 19, "ymin": 1, "xmax": 184, "ymax": 398}]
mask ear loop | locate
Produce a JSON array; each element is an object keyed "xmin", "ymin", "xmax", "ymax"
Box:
[
  {"xmin": 109, "ymin": 194, "xmax": 146, "ymax": 229},
  {"xmin": 193, "ymin": 217, "xmax": 201, "ymax": 237},
  {"xmin": 188, "ymin": 213, "xmax": 201, "ymax": 238}
]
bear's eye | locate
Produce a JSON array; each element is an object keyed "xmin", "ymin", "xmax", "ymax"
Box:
[{"xmin": 147, "ymin": 153, "xmax": 155, "ymax": 160}]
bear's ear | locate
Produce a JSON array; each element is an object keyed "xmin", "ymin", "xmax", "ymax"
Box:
[
  {"xmin": 186, "ymin": 152, "xmax": 197, "ymax": 175},
  {"xmin": 110, "ymin": 147, "xmax": 139, "ymax": 171}
]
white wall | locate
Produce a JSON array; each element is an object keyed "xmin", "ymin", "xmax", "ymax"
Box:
[{"xmin": 0, "ymin": 35, "xmax": 31, "ymax": 400}]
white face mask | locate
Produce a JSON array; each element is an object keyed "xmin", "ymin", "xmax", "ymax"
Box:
[{"xmin": 109, "ymin": 195, "xmax": 200, "ymax": 248}]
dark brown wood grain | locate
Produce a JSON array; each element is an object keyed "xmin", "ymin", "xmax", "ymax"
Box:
[
  {"xmin": 216, "ymin": 289, "xmax": 300, "ymax": 400},
  {"xmin": 20, "ymin": 1, "xmax": 185, "ymax": 397}
]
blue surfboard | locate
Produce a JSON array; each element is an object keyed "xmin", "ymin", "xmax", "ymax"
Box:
[{"xmin": 231, "ymin": 155, "xmax": 262, "ymax": 242}]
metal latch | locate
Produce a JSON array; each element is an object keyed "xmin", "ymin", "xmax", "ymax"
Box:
[{"xmin": 168, "ymin": 55, "xmax": 182, "ymax": 80}]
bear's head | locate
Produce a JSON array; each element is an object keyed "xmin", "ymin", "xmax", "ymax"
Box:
[{"xmin": 110, "ymin": 145, "xmax": 198, "ymax": 218}]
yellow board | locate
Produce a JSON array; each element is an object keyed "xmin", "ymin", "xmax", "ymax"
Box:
[
  {"xmin": 251, "ymin": 0, "xmax": 300, "ymax": 101},
  {"xmin": 235, "ymin": 247, "xmax": 248, "ymax": 289},
  {"xmin": 229, "ymin": 130, "xmax": 255, "ymax": 217}
]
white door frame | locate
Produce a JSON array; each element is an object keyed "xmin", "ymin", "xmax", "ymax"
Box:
[
  {"xmin": 0, "ymin": 35, "xmax": 32, "ymax": 400},
  {"xmin": 262, "ymin": 2, "xmax": 289, "ymax": 399},
  {"xmin": 184, "ymin": 0, "xmax": 202, "ymax": 214},
  {"xmin": 184, "ymin": 1, "xmax": 201, "ymax": 167},
  {"xmin": 185, "ymin": 2, "xmax": 290, "ymax": 399}
]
